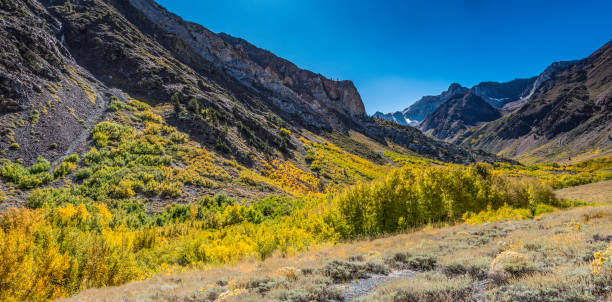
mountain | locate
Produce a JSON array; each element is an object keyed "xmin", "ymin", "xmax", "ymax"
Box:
[
  {"xmin": 457, "ymin": 40, "xmax": 612, "ymax": 162},
  {"xmin": 374, "ymin": 83, "xmax": 469, "ymax": 125},
  {"xmin": 470, "ymin": 77, "xmax": 537, "ymax": 107},
  {"xmin": 371, "ymin": 110, "xmax": 412, "ymax": 126},
  {"xmin": 374, "ymin": 60, "xmax": 580, "ymax": 127},
  {"xmin": 421, "ymin": 93, "xmax": 501, "ymax": 140},
  {"xmin": 374, "ymin": 76, "xmax": 537, "ymax": 126},
  {"xmin": 0, "ymin": 0, "xmax": 508, "ymax": 171}
]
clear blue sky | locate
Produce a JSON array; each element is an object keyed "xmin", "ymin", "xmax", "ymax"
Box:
[{"xmin": 156, "ymin": 0, "xmax": 612, "ymax": 114}]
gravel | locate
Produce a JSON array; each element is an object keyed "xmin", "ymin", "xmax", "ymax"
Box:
[{"xmin": 338, "ymin": 270, "xmax": 417, "ymax": 301}]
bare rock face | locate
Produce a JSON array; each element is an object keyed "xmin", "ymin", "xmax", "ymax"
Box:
[
  {"xmin": 128, "ymin": 0, "xmax": 365, "ymax": 130},
  {"xmin": 0, "ymin": 0, "xmax": 67, "ymax": 113}
]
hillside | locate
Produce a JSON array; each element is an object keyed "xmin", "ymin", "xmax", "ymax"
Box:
[
  {"xmin": 457, "ymin": 40, "xmax": 612, "ymax": 163},
  {"xmin": 0, "ymin": 0, "xmax": 506, "ymax": 167}
]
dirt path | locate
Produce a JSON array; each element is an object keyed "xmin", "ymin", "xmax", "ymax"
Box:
[{"xmin": 339, "ymin": 270, "xmax": 416, "ymax": 301}]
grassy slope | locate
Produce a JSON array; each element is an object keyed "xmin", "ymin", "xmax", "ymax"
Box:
[
  {"xmin": 555, "ymin": 179, "xmax": 612, "ymax": 203},
  {"xmin": 61, "ymin": 182, "xmax": 612, "ymax": 302}
]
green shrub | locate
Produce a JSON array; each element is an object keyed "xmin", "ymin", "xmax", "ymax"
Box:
[
  {"xmin": 92, "ymin": 122, "xmax": 134, "ymax": 147},
  {"xmin": 29, "ymin": 156, "xmax": 51, "ymax": 174},
  {"xmin": 486, "ymin": 283, "xmax": 595, "ymax": 302},
  {"xmin": 0, "ymin": 157, "xmax": 53, "ymax": 189},
  {"xmin": 238, "ymin": 276, "xmax": 278, "ymax": 294},
  {"xmin": 29, "ymin": 110, "xmax": 40, "ymax": 123},
  {"xmin": 187, "ymin": 97, "xmax": 199, "ymax": 113},
  {"xmin": 54, "ymin": 161, "xmax": 76, "ymax": 178},
  {"xmin": 0, "ymin": 160, "xmax": 28, "ymax": 183},
  {"xmin": 107, "ymin": 96, "xmax": 124, "ymax": 112},
  {"xmin": 17, "ymin": 173, "xmax": 53, "ymax": 189},
  {"xmin": 533, "ymin": 203, "xmax": 556, "ymax": 216},
  {"xmin": 319, "ymin": 259, "xmax": 389, "ymax": 282},
  {"xmin": 270, "ymin": 276, "xmax": 342, "ymax": 302},
  {"xmin": 440, "ymin": 257, "xmax": 490, "ymax": 280},
  {"xmin": 387, "ymin": 252, "xmax": 437, "ymax": 271},
  {"xmin": 215, "ymin": 140, "xmax": 231, "ymax": 154},
  {"xmin": 74, "ymin": 167, "xmax": 92, "ymax": 180},
  {"xmin": 160, "ymin": 181, "xmax": 183, "ymax": 198},
  {"xmin": 126, "ymin": 99, "xmax": 150, "ymax": 111},
  {"xmin": 64, "ymin": 154, "xmax": 80, "ymax": 163}
]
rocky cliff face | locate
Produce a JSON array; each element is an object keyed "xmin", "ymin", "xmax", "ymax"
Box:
[
  {"xmin": 374, "ymin": 61, "xmax": 579, "ymax": 145},
  {"xmin": 218, "ymin": 33, "xmax": 365, "ymax": 118},
  {"xmin": 372, "ymin": 111, "xmax": 414, "ymax": 126},
  {"xmin": 128, "ymin": 0, "xmax": 365, "ymax": 130},
  {"xmin": 501, "ymin": 61, "xmax": 576, "ymax": 113},
  {"xmin": 0, "ymin": 0, "xmax": 111, "ymax": 163}
]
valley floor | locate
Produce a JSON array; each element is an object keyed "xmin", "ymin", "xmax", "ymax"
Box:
[{"xmin": 60, "ymin": 182, "xmax": 612, "ymax": 302}]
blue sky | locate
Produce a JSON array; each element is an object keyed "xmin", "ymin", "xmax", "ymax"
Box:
[{"xmin": 156, "ymin": 0, "xmax": 612, "ymax": 114}]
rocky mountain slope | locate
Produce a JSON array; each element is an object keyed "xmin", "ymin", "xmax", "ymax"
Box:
[
  {"xmin": 501, "ymin": 60, "xmax": 577, "ymax": 114},
  {"xmin": 457, "ymin": 40, "xmax": 612, "ymax": 162},
  {"xmin": 471, "ymin": 78, "xmax": 536, "ymax": 107},
  {"xmin": 421, "ymin": 93, "xmax": 501, "ymax": 140},
  {"xmin": 0, "ymin": 0, "xmax": 509, "ymax": 171},
  {"xmin": 374, "ymin": 60, "xmax": 578, "ymax": 129},
  {"xmin": 374, "ymin": 77, "xmax": 536, "ymax": 126}
]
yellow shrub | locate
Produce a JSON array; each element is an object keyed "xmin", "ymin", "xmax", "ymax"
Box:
[
  {"xmin": 275, "ymin": 266, "xmax": 300, "ymax": 281},
  {"xmin": 262, "ymin": 159, "xmax": 319, "ymax": 196},
  {"xmin": 592, "ymin": 241, "xmax": 611, "ymax": 275},
  {"xmin": 111, "ymin": 179, "xmax": 136, "ymax": 198},
  {"xmin": 489, "ymin": 251, "xmax": 537, "ymax": 281},
  {"xmin": 463, "ymin": 205, "xmax": 532, "ymax": 224}
]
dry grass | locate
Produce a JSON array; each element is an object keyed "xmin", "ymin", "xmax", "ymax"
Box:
[
  {"xmin": 555, "ymin": 179, "xmax": 612, "ymax": 203},
  {"xmin": 61, "ymin": 204, "xmax": 612, "ymax": 302}
]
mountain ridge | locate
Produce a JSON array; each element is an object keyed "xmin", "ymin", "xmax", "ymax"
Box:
[
  {"xmin": 421, "ymin": 93, "xmax": 501, "ymax": 141},
  {"xmin": 0, "ymin": 0, "xmax": 509, "ymax": 168},
  {"xmin": 374, "ymin": 60, "xmax": 578, "ymax": 128},
  {"xmin": 457, "ymin": 40, "xmax": 612, "ymax": 162}
]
